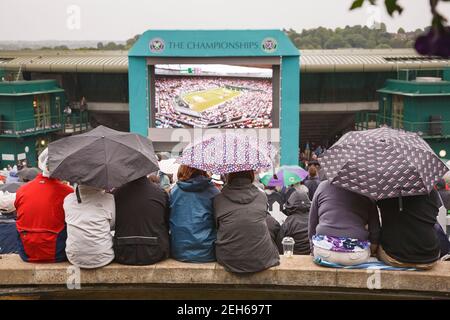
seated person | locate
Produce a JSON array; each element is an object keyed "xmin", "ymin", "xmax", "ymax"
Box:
[
  {"xmin": 276, "ymin": 186, "xmax": 311, "ymax": 255},
  {"xmin": 14, "ymin": 149, "xmax": 73, "ymax": 262},
  {"xmin": 309, "ymin": 181, "xmax": 380, "ymax": 266},
  {"xmin": 214, "ymin": 171, "xmax": 280, "ymax": 273},
  {"xmin": 170, "ymin": 165, "xmax": 219, "ymax": 262},
  {"xmin": 377, "ymin": 190, "xmax": 442, "ymax": 270},
  {"xmin": 64, "ymin": 185, "xmax": 115, "ymax": 269},
  {"xmin": 114, "ymin": 176, "xmax": 170, "ymax": 265}
]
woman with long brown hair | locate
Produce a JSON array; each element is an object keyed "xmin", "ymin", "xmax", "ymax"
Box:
[{"xmin": 169, "ymin": 165, "xmax": 220, "ymax": 262}]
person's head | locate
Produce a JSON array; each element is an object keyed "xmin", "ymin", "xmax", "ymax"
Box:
[
  {"xmin": 226, "ymin": 170, "xmax": 255, "ymax": 184},
  {"xmin": 148, "ymin": 173, "xmax": 160, "ymax": 184},
  {"xmin": 177, "ymin": 165, "xmax": 209, "ymax": 182},
  {"xmin": 38, "ymin": 148, "xmax": 50, "ymax": 177},
  {"xmin": 307, "ymin": 160, "xmax": 320, "ymax": 177}
]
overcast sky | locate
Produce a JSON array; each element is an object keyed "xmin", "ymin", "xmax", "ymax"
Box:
[{"xmin": 1, "ymin": 0, "xmax": 450, "ymax": 41}]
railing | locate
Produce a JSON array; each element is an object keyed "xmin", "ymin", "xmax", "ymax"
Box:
[
  {"xmin": 355, "ymin": 112, "xmax": 450, "ymax": 138},
  {"xmin": 0, "ymin": 111, "xmax": 89, "ymax": 137}
]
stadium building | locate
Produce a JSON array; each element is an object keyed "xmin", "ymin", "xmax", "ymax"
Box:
[{"xmin": 1, "ymin": 48, "xmax": 450, "ymax": 151}]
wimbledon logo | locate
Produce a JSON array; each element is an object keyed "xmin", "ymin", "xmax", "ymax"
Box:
[
  {"xmin": 149, "ymin": 38, "xmax": 165, "ymax": 53},
  {"xmin": 261, "ymin": 38, "xmax": 278, "ymax": 53}
]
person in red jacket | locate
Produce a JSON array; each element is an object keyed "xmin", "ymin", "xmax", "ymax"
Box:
[{"xmin": 14, "ymin": 149, "xmax": 73, "ymax": 263}]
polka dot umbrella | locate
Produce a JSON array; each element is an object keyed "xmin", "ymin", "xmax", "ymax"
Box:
[{"xmin": 177, "ymin": 132, "xmax": 276, "ymax": 175}]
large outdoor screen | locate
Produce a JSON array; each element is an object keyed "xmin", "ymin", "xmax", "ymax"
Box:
[{"xmin": 153, "ymin": 64, "xmax": 273, "ymax": 129}]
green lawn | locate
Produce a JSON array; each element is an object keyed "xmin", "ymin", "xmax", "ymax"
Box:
[{"xmin": 182, "ymin": 87, "xmax": 241, "ymax": 112}]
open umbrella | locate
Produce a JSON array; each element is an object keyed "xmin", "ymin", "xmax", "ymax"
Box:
[
  {"xmin": 320, "ymin": 127, "xmax": 448, "ymax": 201},
  {"xmin": 17, "ymin": 167, "xmax": 40, "ymax": 182},
  {"xmin": 260, "ymin": 165, "xmax": 308, "ymax": 187},
  {"xmin": 0, "ymin": 182, "xmax": 24, "ymax": 193},
  {"xmin": 177, "ymin": 132, "xmax": 275, "ymax": 175},
  {"xmin": 49, "ymin": 125, "xmax": 159, "ymax": 190}
]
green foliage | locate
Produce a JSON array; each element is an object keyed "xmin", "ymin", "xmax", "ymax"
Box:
[
  {"xmin": 286, "ymin": 25, "xmax": 423, "ymax": 49},
  {"xmin": 350, "ymin": 0, "xmax": 447, "ymax": 30}
]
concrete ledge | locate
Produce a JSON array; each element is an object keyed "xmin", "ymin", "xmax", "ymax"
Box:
[{"xmin": 0, "ymin": 254, "xmax": 448, "ymax": 298}]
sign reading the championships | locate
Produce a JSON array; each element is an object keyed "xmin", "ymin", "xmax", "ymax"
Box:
[{"xmin": 149, "ymin": 38, "xmax": 278, "ymax": 53}]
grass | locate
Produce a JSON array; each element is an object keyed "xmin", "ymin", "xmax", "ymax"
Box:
[{"xmin": 182, "ymin": 87, "xmax": 241, "ymax": 112}]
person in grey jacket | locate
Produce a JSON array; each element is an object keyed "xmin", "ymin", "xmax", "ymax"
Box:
[
  {"xmin": 64, "ymin": 185, "xmax": 115, "ymax": 269},
  {"xmin": 214, "ymin": 171, "xmax": 280, "ymax": 274},
  {"xmin": 276, "ymin": 187, "xmax": 311, "ymax": 255},
  {"xmin": 309, "ymin": 180, "xmax": 380, "ymax": 266}
]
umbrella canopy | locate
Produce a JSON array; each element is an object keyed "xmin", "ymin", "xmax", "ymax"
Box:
[
  {"xmin": 17, "ymin": 167, "xmax": 40, "ymax": 182},
  {"xmin": 177, "ymin": 132, "xmax": 275, "ymax": 175},
  {"xmin": 320, "ymin": 127, "xmax": 448, "ymax": 200},
  {"xmin": 0, "ymin": 182, "xmax": 24, "ymax": 193},
  {"xmin": 49, "ymin": 125, "xmax": 159, "ymax": 190},
  {"xmin": 260, "ymin": 165, "xmax": 308, "ymax": 187}
]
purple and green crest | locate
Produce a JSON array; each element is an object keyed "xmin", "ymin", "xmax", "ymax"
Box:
[
  {"xmin": 261, "ymin": 38, "xmax": 278, "ymax": 53},
  {"xmin": 149, "ymin": 38, "xmax": 165, "ymax": 53}
]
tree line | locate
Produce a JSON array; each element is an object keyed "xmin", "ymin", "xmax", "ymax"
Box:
[
  {"xmin": 285, "ymin": 24, "xmax": 427, "ymax": 50},
  {"xmin": 30, "ymin": 25, "xmax": 427, "ymax": 51}
]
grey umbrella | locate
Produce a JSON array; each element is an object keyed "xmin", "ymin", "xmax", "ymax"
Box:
[
  {"xmin": 17, "ymin": 167, "xmax": 40, "ymax": 182},
  {"xmin": 320, "ymin": 127, "xmax": 448, "ymax": 201},
  {"xmin": 48, "ymin": 125, "xmax": 159, "ymax": 190},
  {"xmin": 0, "ymin": 182, "xmax": 24, "ymax": 193}
]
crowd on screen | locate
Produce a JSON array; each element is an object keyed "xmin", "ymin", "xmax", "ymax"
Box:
[{"xmin": 155, "ymin": 76, "xmax": 272, "ymax": 129}]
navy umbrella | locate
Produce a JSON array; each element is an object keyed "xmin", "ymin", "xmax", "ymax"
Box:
[
  {"xmin": 320, "ymin": 127, "xmax": 448, "ymax": 201},
  {"xmin": 48, "ymin": 125, "xmax": 159, "ymax": 190}
]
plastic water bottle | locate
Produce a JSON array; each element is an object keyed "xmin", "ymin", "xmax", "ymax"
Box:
[{"xmin": 281, "ymin": 237, "xmax": 295, "ymax": 257}]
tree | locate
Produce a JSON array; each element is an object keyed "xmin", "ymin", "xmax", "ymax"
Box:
[
  {"xmin": 350, "ymin": 0, "xmax": 450, "ymax": 57},
  {"xmin": 345, "ymin": 34, "xmax": 368, "ymax": 48},
  {"xmin": 397, "ymin": 27, "xmax": 406, "ymax": 34},
  {"xmin": 376, "ymin": 43, "xmax": 392, "ymax": 49},
  {"xmin": 324, "ymin": 35, "xmax": 350, "ymax": 49},
  {"xmin": 97, "ymin": 42, "xmax": 104, "ymax": 49}
]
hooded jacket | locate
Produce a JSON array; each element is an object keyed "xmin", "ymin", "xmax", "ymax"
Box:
[
  {"xmin": 170, "ymin": 175, "xmax": 219, "ymax": 262},
  {"xmin": 114, "ymin": 177, "xmax": 170, "ymax": 265},
  {"xmin": 277, "ymin": 188, "xmax": 311, "ymax": 255},
  {"xmin": 214, "ymin": 177, "xmax": 280, "ymax": 273},
  {"xmin": 64, "ymin": 185, "xmax": 115, "ymax": 269}
]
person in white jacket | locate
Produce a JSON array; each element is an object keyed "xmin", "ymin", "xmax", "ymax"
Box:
[{"xmin": 64, "ymin": 185, "xmax": 115, "ymax": 269}]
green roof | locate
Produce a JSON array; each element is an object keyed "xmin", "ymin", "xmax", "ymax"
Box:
[
  {"xmin": 377, "ymin": 79, "xmax": 450, "ymax": 97},
  {"xmin": 0, "ymin": 80, "xmax": 64, "ymax": 96}
]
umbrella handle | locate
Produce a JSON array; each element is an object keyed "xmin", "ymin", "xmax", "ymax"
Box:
[{"xmin": 75, "ymin": 184, "xmax": 82, "ymax": 204}]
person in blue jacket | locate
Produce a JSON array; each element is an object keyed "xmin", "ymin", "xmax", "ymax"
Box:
[{"xmin": 169, "ymin": 165, "xmax": 219, "ymax": 262}]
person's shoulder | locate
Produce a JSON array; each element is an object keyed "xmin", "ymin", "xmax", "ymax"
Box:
[
  {"xmin": 314, "ymin": 180, "xmax": 329, "ymax": 192},
  {"xmin": 60, "ymin": 183, "xmax": 74, "ymax": 194}
]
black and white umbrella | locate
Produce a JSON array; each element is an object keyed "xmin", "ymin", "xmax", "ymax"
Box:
[{"xmin": 320, "ymin": 127, "xmax": 448, "ymax": 201}]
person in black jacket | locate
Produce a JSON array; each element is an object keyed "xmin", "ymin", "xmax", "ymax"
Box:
[
  {"xmin": 276, "ymin": 187, "xmax": 311, "ymax": 255},
  {"xmin": 377, "ymin": 189, "xmax": 442, "ymax": 270},
  {"xmin": 113, "ymin": 176, "xmax": 170, "ymax": 265}
]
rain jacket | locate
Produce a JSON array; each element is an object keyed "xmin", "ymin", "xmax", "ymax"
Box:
[
  {"xmin": 377, "ymin": 190, "xmax": 441, "ymax": 264},
  {"xmin": 277, "ymin": 188, "xmax": 311, "ymax": 255},
  {"xmin": 15, "ymin": 174, "xmax": 73, "ymax": 262},
  {"xmin": 214, "ymin": 177, "xmax": 280, "ymax": 273},
  {"xmin": 0, "ymin": 214, "xmax": 18, "ymax": 254},
  {"xmin": 170, "ymin": 176, "xmax": 219, "ymax": 262},
  {"xmin": 64, "ymin": 186, "xmax": 115, "ymax": 269},
  {"xmin": 114, "ymin": 177, "xmax": 170, "ymax": 265}
]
